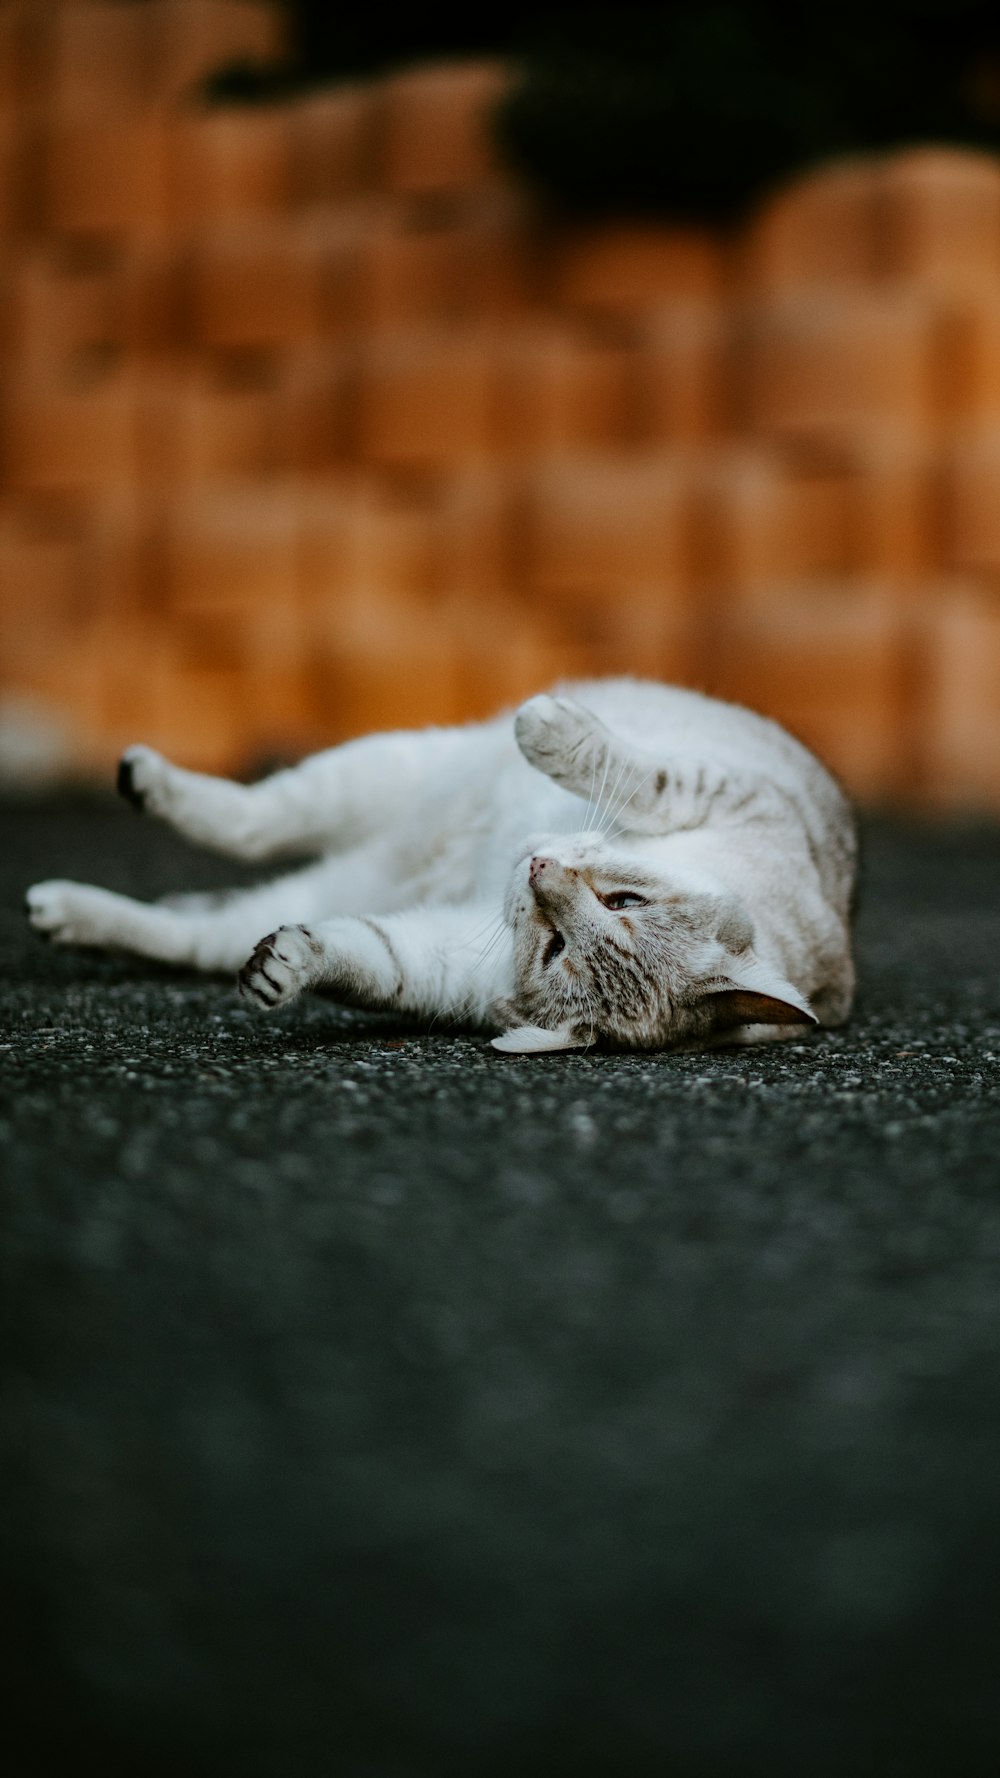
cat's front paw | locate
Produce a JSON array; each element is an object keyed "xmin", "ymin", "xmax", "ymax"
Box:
[
  {"xmin": 515, "ymin": 694, "xmax": 603, "ymax": 779},
  {"xmin": 25, "ymin": 880, "xmax": 114, "ymax": 947},
  {"xmin": 117, "ymin": 744, "xmax": 170, "ymax": 814},
  {"xmin": 237, "ymin": 925, "xmax": 324, "ymax": 1011}
]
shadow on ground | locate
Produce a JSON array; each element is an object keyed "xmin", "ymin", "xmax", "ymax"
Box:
[{"xmin": 3, "ymin": 795, "xmax": 1000, "ymax": 1777}]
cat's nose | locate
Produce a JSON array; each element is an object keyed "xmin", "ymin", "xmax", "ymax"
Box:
[{"xmin": 528, "ymin": 855, "xmax": 551, "ymax": 885}]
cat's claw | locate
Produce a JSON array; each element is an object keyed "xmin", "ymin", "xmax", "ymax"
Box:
[{"xmin": 238, "ymin": 925, "xmax": 323, "ymax": 1011}]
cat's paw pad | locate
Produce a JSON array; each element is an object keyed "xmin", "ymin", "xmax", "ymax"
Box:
[
  {"xmin": 117, "ymin": 745, "xmax": 169, "ymax": 814},
  {"xmin": 237, "ymin": 925, "xmax": 323, "ymax": 1011},
  {"xmin": 515, "ymin": 695, "xmax": 601, "ymax": 774},
  {"xmin": 25, "ymin": 880, "xmax": 109, "ymax": 947}
]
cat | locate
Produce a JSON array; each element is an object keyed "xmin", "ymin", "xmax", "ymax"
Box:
[{"xmin": 25, "ymin": 679, "xmax": 857, "ymax": 1054}]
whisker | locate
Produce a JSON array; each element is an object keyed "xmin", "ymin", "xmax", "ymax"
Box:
[
  {"xmin": 579, "ymin": 743, "xmax": 600, "ymax": 833},
  {"xmin": 597, "ymin": 747, "xmax": 629, "ymax": 825},
  {"xmin": 463, "ymin": 905, "xmax": 506, "ymax": 949},
  {"xmin": 426, "ymin": 908, "xmax": 509, "ymax": 1036},
  {"xmin": 602, "ymin": 760, "xmax": 661, "ymax": 835},
  {"xmin": 597, "ymin": 750, "xmax": 633, "ymax": 833},
  {"xmin": 581, "ymin": 984, "xmax": 598, "ymax": 1051},
  {"xmin": 464, "ymin": 917, "xmax": 509, "ymax": 979},
  {"xmin": 590, "ymin": 735, "xmax": 613, "ymax": 830}
]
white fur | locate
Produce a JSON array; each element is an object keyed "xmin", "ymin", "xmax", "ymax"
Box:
[{"xmin": 26, "ymin": 680, "xmax": 857, "ymax": 1052}]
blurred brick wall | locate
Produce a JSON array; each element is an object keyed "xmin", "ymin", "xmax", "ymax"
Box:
[{"xmin": 3, "ymin": 2, "xmax": 1000, "ymax": 806}]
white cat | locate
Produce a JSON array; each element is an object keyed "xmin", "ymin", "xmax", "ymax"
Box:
[{"xmin": 25, "ymin": 680, "xmax": 856, "ymax": 1053}]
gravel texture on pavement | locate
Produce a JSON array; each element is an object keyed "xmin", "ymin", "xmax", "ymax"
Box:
[{"xmin": 3, "ymin": 793, "xmax": 1000, "ymax": 1777}]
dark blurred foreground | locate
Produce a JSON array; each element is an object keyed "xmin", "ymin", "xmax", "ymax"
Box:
[
  {"xmin": 3, "ymin": 796, "xmax": 1000, "ymax": 1776},
  {"xmin": 229, "ymin": 0, "xmax": 1000, "ymax": 219}
]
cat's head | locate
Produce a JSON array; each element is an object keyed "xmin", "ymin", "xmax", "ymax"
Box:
[{"xmin": 492, "ymin": 833, "xmax": 816, "ymax": 1054}]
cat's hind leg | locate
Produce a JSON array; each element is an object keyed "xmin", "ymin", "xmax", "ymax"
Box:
[
  {"xmin": 25, "ymin": 860, "xmax": 338, "ymax": 974},
  {"xmin": 118, "ymin": 722, "xmax": 492, "ymax": 863},
  {"xmin": 117, "ymin": 747, "xmax": 325, "ymax": 863}
]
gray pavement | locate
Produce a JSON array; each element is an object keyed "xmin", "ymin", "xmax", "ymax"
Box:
[{"xmin": 3, "ymin": 793, "xmax": 1000, "ymax": 1776}]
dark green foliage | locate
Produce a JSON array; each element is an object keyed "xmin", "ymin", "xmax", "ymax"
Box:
[{"xmin": 206, "ymin": 2, "xmax": 1000, "ymax": 222}]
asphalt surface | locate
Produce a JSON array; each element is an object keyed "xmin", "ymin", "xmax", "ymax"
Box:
[{"xmin": 3, "ymin": 793, "xmax": 1000, "ymax": 1777}]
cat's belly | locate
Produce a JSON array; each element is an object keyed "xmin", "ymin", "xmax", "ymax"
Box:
[{"xmin": 328, "ymin": 771, "xmax": 586, "ymax": 915}]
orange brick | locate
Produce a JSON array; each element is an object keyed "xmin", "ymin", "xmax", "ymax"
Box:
[
  {"xmin": 305, "ymin": 206, "xmax": 377, "ymax": 338},
  {"xmin": 550, "ymin": 224, "xmax": 723, "ymax": 316},
  {"xmin": 705, "ymin": 584, "xmax": 908, "ymax": 801},
  {"xmin": 739, "ymin": 157, "xmax": 880, "ymax": 293},
  {"xmin": 7, "ymin": 242, "xmax": 117, "ymax": 368},
  {"xmin": 636, "ymin": 305, "xmax": 730, "ymax": 443},
  {"xmin": 158, "ymin": 602, "xmax": 323, "ymax": 763},
  {"xmin": 0, "ymin": 499, "xmax": 83, "ymax": 670},
  {"xmin": 843, "ymin": 430, "xmax": 939, "ymax": 582},
  {"xmin": 6, "ymin": 104, "xmax": 46, "ymax": 239},
  {"xmin": 146, "ymin": 1, "xmax": 287, "ymax": 108},
  {"xmin": 1, "ymin": 644, "xmax": 104, "ymax": 761},
  {"xmin": 295, "ymin": 481, "xmax": 362, "ymax": 612},
  {"xmin": 0, "ymin": 7, "xmax": 32, "ymax": 109},
  {"xmin": 741, "ymin": 290, "xmax": 942, "ymax": 448},
  {"xmin": 183, "ymin": 220, "xmax": 323, "ymax": 349},
  {"xmin": 135, "ymin": 653, "xmax": 247, "ymax": 772},
  {"xmin": 523, "ymin": 455, "xmax": 693, "ymax": 603},
  {"xmin": 0, "ymin": 112, "xmax": 24, "ymax": 236},
  {"xmin": 492, "ymin": 323, "xmax": 635, "ymax": 455},
  {"xmin": 378, "ymin": 61, "xmax": 510, "ymax": 197},
  {"xmin": 347, "ymin": 486, "xmax": 438, "ymax": 607},
  {"xmin": 934, "ymin": 297, "xmax": 1000, "ymax": 426},
  {"xmin": 448, "ymin": 614, "xmax": 600, "ymax": 722},
  {"xmin": 79, "ymin": 614, "xmax": 183, "ymax": 758},
  {"xmin": 8, "ymin": 240, "xmax": 183, "ymax": 365},
  {"xmin": 941, "ymin": 429, "xmax": 1000, "ymax": 572},
  {"xmin": 919, "ymin": 585, "xmax": 1000, "ymax": 808},
  {"xmin": 49, "ymin": 2, "xmax": 150, "ymax": 112},
  {"xmin": 3, "ymin": 368, "xmax": 141, "ymax": 492},
  {"xmin": 363, "ymin": 208, "xmax": 473, "ymax": 333},
  {"xmin": 694, "ymin": 450, "xmax": 851, "ymax": 605},
  {"xmin": 168, "ymin": 104, "xmax": 291, "ymax": 224},
  {"xmin": 163, "ymin": 485, "xmax": 306, "ymax": 657},
  {"xmin": 427, "ymin": 471, "xmax": 519, "ymax": 603},
  {"xmin": 303, "ymin": 532, "xmax": 469, "ymax": 733},
  {"xmin": 362, "ymin": 198, "xmax": 534, "ymax": 333},
  {"xmin": 489, "ymin": 576, "xmax": 700, "ymax": 684},
  {"xmin": 270, "ymin": 352, "xmax": 357, "ymax": 472},
  {"xmin": 138, "ymin": 363, "xmax": 278, "ymax": 486},
  {"xmin": 76, "ymin": 490, "xmax": 161, "ymax": 618},
  {"xmin": 117, "ymin": 240, "xmax": 186, "ymax": 353},
  {"xmin": 298, "ymin": 479, "xmax": 436, "ymax": 616},
  {"xmin": 319, "ymin": 620, "xmax": 465, "ymax": 738},
  {"xmin": 877, "ymin": 149, "xmax": 1000, "ymax": 294},
  {"xmin": 290, "ymin": 83, "xmax": 377, "ymax": 207},
  {"xmin": 45, "ymin": 115, "xmax": 169, "ymax": 236},
  {"xmin": 357, "ymin": 329, "xmax": 495, "ymax": 469},
  {"xmin": 596, "ymin": 601, "xmax": 703, "ymax": 686},
  {"xmin": 447, "ymin": 197, "xmax": 536, "ymax": 319}
]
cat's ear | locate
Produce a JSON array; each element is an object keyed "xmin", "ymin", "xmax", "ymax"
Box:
[
  {"xmin": 491, "ymin": 1023, "xmax": 583, "ymax": 1054},
  {"xmin": 702, "ymin": 960, "xmax": 817, "ymax": 1031},
  {"xmin": 704, "ymin": 989, "xmax": 817, "ymax": 1030}
]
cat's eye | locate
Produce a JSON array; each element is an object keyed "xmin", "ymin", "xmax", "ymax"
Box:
[
  {"xmin": 542, "ymin": 929, "xmax": 566, "ymax": 966},
  {"xmin": 601, "ymin": 890, "xmax": 648, "ymax": 910}
]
